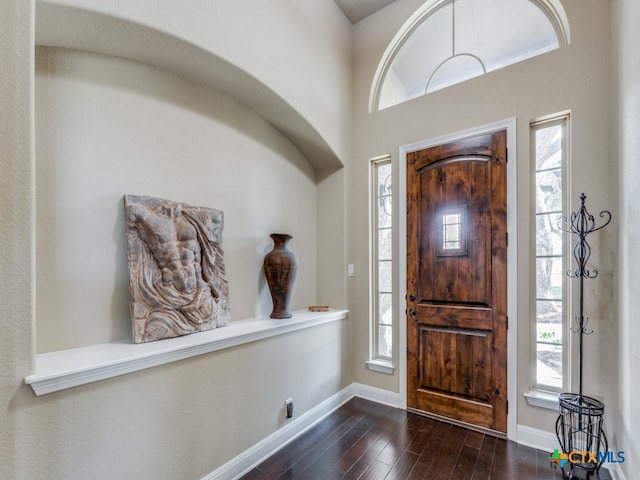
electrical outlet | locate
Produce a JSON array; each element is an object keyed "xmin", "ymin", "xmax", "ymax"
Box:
[{"xmin": 285, "ymin": 397, "xmax": 293, "ymax": 419}]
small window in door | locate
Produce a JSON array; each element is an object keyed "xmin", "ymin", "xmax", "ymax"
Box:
[{"xmin": 437, "ymin": 205, "xmax": 468, "ymax": 256}]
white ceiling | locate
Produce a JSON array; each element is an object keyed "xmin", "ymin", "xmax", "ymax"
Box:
[{"xmin": 334, "ymin": 0, "xmax": 398, "ymax": 23}]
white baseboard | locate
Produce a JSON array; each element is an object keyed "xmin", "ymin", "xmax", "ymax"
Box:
[
  {"xmin": 609, "ymin": 463, "xmax": 626, "ymax": 480},
  {"xmin": 200, "ymin": 383, "xmax": 402, "ymax": 480},
  {"xmin": 201, "ymin": 384, "xmax": 622, "ymax": 480},
  {"xmin": 202, "ymin": 386, "xmax": 354, "ymax": 480},
  {"xmin": 515, "ymin": 425, "xmax": 627, "ymax": 480},
  {"xmin": 350, "ymin": 382, "xmax": 402, "ymax": 408},
  {"xmin": 516, "ymin": 424, "xmax": 559, "ymax": 452}
]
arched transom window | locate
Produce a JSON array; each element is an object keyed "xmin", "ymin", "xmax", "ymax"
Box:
[{"xmin": 371, "ymin": 0, "xmax": 570, "ymax": 111}]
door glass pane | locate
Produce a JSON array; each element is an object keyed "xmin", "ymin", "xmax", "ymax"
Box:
[
  {"xmin": 437, "ymin": 205, "xmax": 467, "ymax": 256},
  {"xmin": 442, "ymin": 213, "xmax": 462, "ymax": 249}
]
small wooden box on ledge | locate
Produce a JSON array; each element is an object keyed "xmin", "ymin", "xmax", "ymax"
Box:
[{"xmin": 308, "ymin": 305, "xmax": 330, "ymax": 312}]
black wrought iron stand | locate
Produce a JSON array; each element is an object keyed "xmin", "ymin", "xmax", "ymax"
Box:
[{"xmin": 555, "ymin": 193, "xmax": 611, "ymax": 479}]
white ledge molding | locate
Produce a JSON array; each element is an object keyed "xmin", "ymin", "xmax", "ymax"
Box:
[
  {"xmin": 524, "ymin": 390, "xmax": 560, "ymax": 411},
  {"xmin": 25, "ymin": 309, "xmax": 348, "ymax": 396},
  {"xmin": 365, "ymin": 359, "xmax": 395, "ymax": 375}
]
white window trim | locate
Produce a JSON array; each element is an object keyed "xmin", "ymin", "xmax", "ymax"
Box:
[
  {"xmin": 366, "ymin": 359, "xmax": 395, "ymax": 375},
  {"xmin": 524, "ymin": 389, "xmax": 560, "ymax": 411},
  {"xmin": 530, "ymin": 111, "xmax": 573, "ymax": 397},
  {"xmin": 368, "ymin": 155, "xmax": 394, "ymax": 373}
]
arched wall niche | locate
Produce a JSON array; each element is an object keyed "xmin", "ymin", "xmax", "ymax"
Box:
[
  {"xmin": 33, "ymin": 0, "xmax": 350, "ymax": 353},
  {"xmin": 369, "ymin": 0, "xmax": 571, "ymax": 112},
  {"xmin": 35, "ymin": 0, "xmax": 344, "ymax": 171}
]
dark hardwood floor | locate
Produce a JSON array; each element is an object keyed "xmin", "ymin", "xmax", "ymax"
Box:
[{"xmin": 240, "ymin": 397, "xmax": 612, "ymax": 480}]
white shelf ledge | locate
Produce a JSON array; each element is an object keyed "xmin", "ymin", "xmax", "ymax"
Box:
[{"xmin": 25, "ymin": 309, "xmax": 348, "ymax": 396}]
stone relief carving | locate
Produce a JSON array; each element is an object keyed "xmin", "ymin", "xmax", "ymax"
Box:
[{"xmin": 124, "ymin": 195, "xmax": 230, "ymax": 343}]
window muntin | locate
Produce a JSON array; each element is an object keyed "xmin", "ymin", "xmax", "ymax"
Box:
[
  {"xmin": 374, "ymin": 0, "xmax": 567, "ymax": 111},
  {"xmin": 532, "ymin": 114, "xmax": 569, "ymax": 391},
  {"xmin": 372, "ymin": 158, "xmax": 393, "ymax": 360}
]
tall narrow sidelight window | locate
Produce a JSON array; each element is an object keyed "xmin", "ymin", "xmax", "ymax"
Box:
[
  {"xmin": 369, "ymin": 157, "xmax": 393, "ymax": 371},
  {"xmin": 532, "ymin": 113, "xmax": 570, "ymax": 391}
]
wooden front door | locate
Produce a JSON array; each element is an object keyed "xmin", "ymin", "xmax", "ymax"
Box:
[{"xmin": 406, "ymin": 130, "xmax": 508, "ymax": 433}]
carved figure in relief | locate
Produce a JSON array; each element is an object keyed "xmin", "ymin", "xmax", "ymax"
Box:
[{"xmin": 124, "ymin": 195, "xmax": 230, "ymax": 343}]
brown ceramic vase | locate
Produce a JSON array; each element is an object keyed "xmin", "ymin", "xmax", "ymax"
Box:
[{"xmin": 263, "ymin": 233, "xmax": 298, "ymax": 319}]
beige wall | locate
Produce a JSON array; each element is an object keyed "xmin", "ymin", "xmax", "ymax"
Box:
[
  {"xmin": 35, "ymin": 47, "xmax": 323, "ymax": 352},
  {"xmin": 36, "ymin": 0, "xmax": 352, "ymax": 169},
  {"xmin": 1, "ymin": 0, "xmax": 352, "ymax": 478},
  {"xmin": 4, "ymin": 0, "xmax": 639, "ymax": 478},
  {"xmin": 0, "ymin": 0, "xmax": 35, "ymax": 477},
  {"xmin": 351, "ymin": 0, "xmax": 618, "ymax": 435},
  {"xmin": 614, "ymin": 0, "xmax": 640, "ymax": 475}
]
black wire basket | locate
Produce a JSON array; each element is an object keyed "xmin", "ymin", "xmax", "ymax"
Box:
[{"xmin": 556, "ymin": 393, "xmax": 608, "ymax": 473}]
